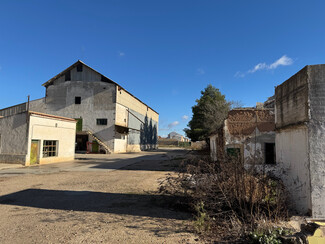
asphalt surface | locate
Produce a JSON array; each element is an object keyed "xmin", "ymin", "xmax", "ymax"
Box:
[
  {"xmin": 0, "ymin": 148, "xmax": 188, "ymax": 177},
  {"xmin": 0, "ymin": 148, "xmax": 197, "ymax": 244}
]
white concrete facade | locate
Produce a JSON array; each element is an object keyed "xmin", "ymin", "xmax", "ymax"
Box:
[
  {"xmin": 0, "ymin": 111, "xmax": 76, "ymax": 165},
  {"xmin": 25, "ymin": 112, "xmax": 76, "ymax": 165},
  {"xmin": 275, "ymin": 126, "xmax": 311, "ymax": 214}
]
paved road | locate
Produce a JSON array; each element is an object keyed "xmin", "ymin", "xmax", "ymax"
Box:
[
  {"xmin": 0, "ymin": 148, "xmax": 196, "ymax": 244},
  {"xmin": 0, "ymin": 148, "xmax": 189, "ymax": 177}
]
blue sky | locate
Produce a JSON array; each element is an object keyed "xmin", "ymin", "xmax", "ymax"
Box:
[{"xmin": 1, "ymin": 1, "xmax": 325, "ymax": 137}]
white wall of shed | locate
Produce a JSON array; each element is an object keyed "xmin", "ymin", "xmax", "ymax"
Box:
[
  {"xmin": 275, "ymin": 126, "xmax": 311, "ymax": 214},
  {"xmin": 25, "ymin": 115, "xmax": 76, "ymax": 165}
]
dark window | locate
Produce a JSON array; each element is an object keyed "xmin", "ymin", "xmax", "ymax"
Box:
[
  {"xmin": 65, "ymin": 70, "xmax": 71, "ymax": 81},
  {"xmin": 97, "ymin": 118, "xmax": 108, "ymax": 125},
  {"xmin": 75, "ymin": 97, "xmax": 81, "ymax": 104},
  {"xmin": 43, "ymin": 140, "xmax": 58, "ymax": 157},
  {"xmin": 227, "ymin": 148, "xmax": 241, "ymax": 159},
  {"xmin": 265, "ymin": 143, "xmax": 276, "ymax": 164},
  {"xmin": 77, "ymin": 63, "xmax": 83, "ymax": 72}
]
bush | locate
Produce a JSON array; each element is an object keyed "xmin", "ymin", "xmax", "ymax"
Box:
[{"xmin": 159, "ymin": 156, "xmax": 289, "ymax": 242}]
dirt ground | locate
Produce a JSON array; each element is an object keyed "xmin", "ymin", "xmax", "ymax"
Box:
[{"xmin": 0, "ymin": 149, "xmax": 198, "ymax": 244}]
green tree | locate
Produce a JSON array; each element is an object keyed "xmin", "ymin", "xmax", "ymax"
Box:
[{"xmin": 184, "ymin": 84, "xmax": 231, "ymax": 141}]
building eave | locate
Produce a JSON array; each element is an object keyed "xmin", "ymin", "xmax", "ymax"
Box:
[
  {"xmin": 29, "ymin": 111, "xmax": 77, "ymax": 123},
  {"xmin": 42, "ymin": 60, "xmax": 159, "ymax": 115}
]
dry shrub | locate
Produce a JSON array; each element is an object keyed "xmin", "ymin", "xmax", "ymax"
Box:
[{"xmin": 159, "ymin": 156, "xmax": 289, "ymax": 242}]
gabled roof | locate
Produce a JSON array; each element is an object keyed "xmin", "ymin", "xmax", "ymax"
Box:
[
  {"xmin": 42, "ymin": 60, "xmax": 116, "ymax": 87},
  {"xmin": 42, "ymin": 60, "xmax": 158, "ymax": 114}
]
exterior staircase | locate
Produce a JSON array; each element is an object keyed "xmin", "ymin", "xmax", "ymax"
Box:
[{"xmin": 85, "ymin": 130, "xmax": 112, "ymax": 154}]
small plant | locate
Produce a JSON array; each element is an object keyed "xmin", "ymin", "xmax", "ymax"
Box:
[
  {"xmin": 193, "ymin": 201, "xmax": 210, "ymax": 233},
  {"xmin": 249, "ymin": 227, "xmax": 293, "ymax": 244}
]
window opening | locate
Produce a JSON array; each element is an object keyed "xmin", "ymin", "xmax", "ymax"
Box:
[
  {"xmin": 75, "ymin": 97, "xmax": 81, "ymax": 104},
  {"xmin": 65, "ymin": 70, "xmax": 71, "ymax": 81},
  {"xmin": 43, "ymin": 140, "xmax": 58, "ymax": 157},
  {"xmin": 97, "ymin": 118, "xmax": 108, "ymax": 125},
  {"xmin": 77, "ymin": 64, "xmax": 83, "ymax": 72}
]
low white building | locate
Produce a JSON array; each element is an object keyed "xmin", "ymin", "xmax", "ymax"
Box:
[{"xmin": 0, "ymin": 111, "xmax": 76, "ymax": 165}]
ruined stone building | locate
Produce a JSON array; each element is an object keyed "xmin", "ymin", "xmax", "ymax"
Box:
[
  {"xmin": 210, "ymin": 65, "xmax": 325, "ymax": 219},
  {"xmin": 209, "ymin": 108, "xmax": 276, "ymax": 165},
  {"xmin": 275, "ymin": 65, "xmax": 325, "ymax": 218},
  {"xmin": 0, "ymin": 60, "xmax": 159, "ymax": 155}
]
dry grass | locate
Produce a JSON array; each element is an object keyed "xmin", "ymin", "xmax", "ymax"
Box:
[{"xmin": 159, "ymin": 155, "xmax": 289, "ymax": 242}]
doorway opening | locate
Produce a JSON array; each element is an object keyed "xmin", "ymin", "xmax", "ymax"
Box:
[{"xmin": 265, "ymin": 143, "xmax": 276, "ymax": 164}]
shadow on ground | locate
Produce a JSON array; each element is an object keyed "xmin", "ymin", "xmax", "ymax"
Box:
[{"xmin": 0, "ymin": 189, "xmax": 189, "ymax": 220}]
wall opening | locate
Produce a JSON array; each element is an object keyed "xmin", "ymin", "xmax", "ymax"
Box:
[
  {"xmin": 76, "ymin": 135, "xmax": 88, "ymax": 151},
  {"xmin": 227, "ymin": 148, "xmax": 241, "ymax": 159},
  {"xmin": 43, "ymin": 140, "xmax": 58, "ymax": 157},
  {"xmin": 97, "ymin": 118, "xmax": 108, "ymax": 125},
  {"xmin": 75, "ymin": 97, "xmax": 81, "ymax": 104},
  {"xmin": 65, "ymin": 70, "xmax": 71, "ymax": 81},
  {"xmin": 265, "ymin": 143, "xmax": 276, "ymax": 164},
  {"xmin": 76, "ymin": 64, "xmax": 83, "ymax": 72}
]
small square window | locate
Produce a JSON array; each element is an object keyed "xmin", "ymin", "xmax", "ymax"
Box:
[
  {"xmin": 97, "ymin": 119, "xmax": 107, "ymax": 125},
  {"xmin": 77, "ymin": 64, "xmax": 83, "ymax": 72},
  {"xmin": 65, "ymin": 70, "xmax": 71, "ymax": 81},
  {"xmin": 43, "ymin": 140, "xmax": 58, "ymax": 158},
  {"xmin": 75, "ymin": 97, "xmax": 81, "ymax": 104}
]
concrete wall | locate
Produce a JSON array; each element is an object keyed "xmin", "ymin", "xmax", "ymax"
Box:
[
  {"xmin": 275, "ymin": 67, "xmax": 309, "ymax": 129},
  {"xmin": 275, "ymin": 65, "xmax": 325, "ymax": 218},
  {"xmin": 114, "ymin": 138, "xmax": 127, "ymax": 153},
  {"xmin": 275, "ymin": 125, "xmax": 311, "ymax": 214},
  {"xmin": 308, "ymin": 65, "xmax": 325, "ymax": 218},
  {"xmin": 116, "ymin": 87, "xmax": 159, "ymax": 122},
  {"xmin": 45, "ymin": 69, "xmax": 116, "ymax": 151},
  {"xmin": 0, "ymin": 98, "xmax": 46, "ymax": 118},
  {"xmin": 25, "ymin": 114, "xmax": 76, "ymax": 165},
  {"xmin": 0, "ymin": 112, "xmax": 28, "ymax": 164},
  {"xmin": 116, "ymin": 88, "xmax": 159, "ymax": 151}
]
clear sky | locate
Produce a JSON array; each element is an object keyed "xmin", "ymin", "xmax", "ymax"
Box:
[{"xmin": 1, "ymin": 1, "xmax": 325, "ymax": 136}]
